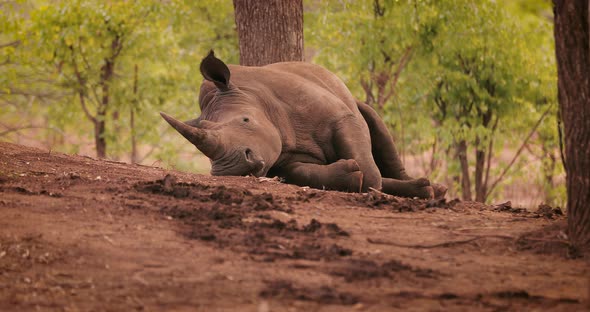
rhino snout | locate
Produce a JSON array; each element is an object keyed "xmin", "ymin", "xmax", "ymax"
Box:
[
  {"xmin": 244, "ymin": 148, "xmax": 265, "ymax": 176},
  {"xmin": 211, "ymin": 148, "xmax": 266, "ymax": 177}
]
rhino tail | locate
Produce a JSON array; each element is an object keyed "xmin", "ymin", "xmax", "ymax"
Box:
[{"xmin": 355, "ymin": 100, "xmax": 412, "ymax": 180}]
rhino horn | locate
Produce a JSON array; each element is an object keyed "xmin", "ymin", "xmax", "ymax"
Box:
[{"xmin": 160, "ymin": 112, "xmax": 221, "ymax": 159}]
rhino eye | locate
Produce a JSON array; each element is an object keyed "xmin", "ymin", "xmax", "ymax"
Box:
[{"xmin": 242, "ymin": 117, "xmax": 249, "ymax": 123}]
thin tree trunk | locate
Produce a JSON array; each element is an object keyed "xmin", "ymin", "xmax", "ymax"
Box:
[
  {"xmin": 553, "ymin": 0, "xmax": 590, "ymax": 249},
  {"xmin": 94, "ymin": 114, "xmax": 106, "ymax": 159},
  {"xmin": 474, "ymin": 110, "xmax": 492, "ymax": 202},
  {"xmin": 483, "ymin": 117, "xmax": 498, "ymax": 201},
  {"xmin": 233, "ymin": 0, "xmax": 303, "ymax": 66},
  {"xmin": 131, "ymin": 64, "xmax": 138, "ymax": 164},
  {"xmin": 429, "ymin": 136, "xmax": 438, "ymax": 175},
  {"xmin": 541, "ymin": 143, "xmax": 556, "ymax": 205},
  {"xmin": 456, "ymin": 140, "xmax": 472, "ymax": 201},
  {"xmin": 94, "ymin": 35, "xmax": 121, "ymax": 159},
  {"xmin": 96, "ymin": 58, "xmax": 113, "ymax": 159}
]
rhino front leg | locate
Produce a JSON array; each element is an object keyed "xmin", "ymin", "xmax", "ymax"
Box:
[{"xmin": 279, "ymin": 160, "xmax": 364, "ymax": 192}]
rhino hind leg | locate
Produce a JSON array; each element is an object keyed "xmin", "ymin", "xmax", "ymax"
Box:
[
  {"xmin": 356, "ymin": 101, "xmax": 447, "ymax": 199},
  {"xmin": 279, "ymin": 160, "xmax": 364, "ymax": 192}
]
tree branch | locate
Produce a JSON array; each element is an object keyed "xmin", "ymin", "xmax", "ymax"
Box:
[
  {"xmin": 383, "ymin": 46, "xmax": 413, "ymax": 103},
  {"xmin": 0, "ymin": 40, "xmax": 20, "ymax": 49},
  {"xmin": 485, "ymin": 104, "xmax": 553, "ymax": 198},
  {"xmin": 77, "ymin": 37, "xmax": 103, "ymax": 108},
  {"xmin": 360, "ymin": 77, "xmax": 375, "ymax": 105},
  {"xmin": 483, "ymin": 116, "xmax": 499, "ymax": 193},
  {"xmin": 0, "ymin": 123, "xmax": 60, "ymax": 137},
  {"xmin": 70, "ymin": 48, "xmax": 97, "ymax": 123}
]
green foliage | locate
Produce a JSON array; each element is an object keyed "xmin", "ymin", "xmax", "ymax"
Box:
[
  {"xmin": 307, "ymin": 0, "xmax": 560, "ymax": 204},
  {"xmin": 1, "ymin": 0, "xmax": 238, "ymax": 172},
  {"xmin": 306, "ymin": 1, "xmax": 418, "ymax": 112}
]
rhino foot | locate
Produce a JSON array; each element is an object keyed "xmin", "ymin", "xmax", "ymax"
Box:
[
  {"xmin": 382, "ymin": 177, "xmax": 434, "ymax": 199},
  {"xmin": 431, "ymin": 183, "xmax": 448, "ymax": 199},
  {"xmin": 412, "ymin": 177, "xmax": 435, "ymax": 199},
  {"xmin": 403, "ymin": 179, "xmax": 446, "ymax": 199},
  {"xmin": 331, "ymin": 159, "xmax": 364, "ymax": 193}
]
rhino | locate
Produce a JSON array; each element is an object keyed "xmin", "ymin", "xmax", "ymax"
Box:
[{"xmin": 160, "ymin": 51, "xmax": 445, "ymax": 199}]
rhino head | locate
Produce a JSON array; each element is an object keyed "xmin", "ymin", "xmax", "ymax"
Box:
[{"xmin": 160, "ymin": 51, "xmax": 281, "ymax": 177}]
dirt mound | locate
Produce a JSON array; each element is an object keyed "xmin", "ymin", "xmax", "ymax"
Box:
[{"xmin": 0, "ymin": 142, "xmax": 588, "ymax": 311}]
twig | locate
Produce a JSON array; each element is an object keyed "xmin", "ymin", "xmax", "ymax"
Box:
[
  {"xmin": 367, "ymin": 233, "xmax": 514, "ymax": 249},
  {"xmin": 523, "ymin": 143, "xmax": 543, "ymax": 161},
  {"xmin": 367, "ymin": 232, "xmax": 570, "ymax": 249},
  {"xmin": 359, "ymin": 214, "xmax": 416, "ymax": 220},
  {"xmin": 367, "ymin": 237, "xmax": 485, "ymax": 248},
  {"xmin": 454, "ymin": 226, "xmax": 570, "ymax": 246},
  {"xmin": 449, "ymin": 231, "xmax": 515, "ymax": 240},
  {"xmin": 102, "ymin": 235, "xmax": 116, "ymax": 245},
  {"xmin": 516, "ymin": 237, "xmax": 570, "ymax": 245},
  {"xmin": 368, "ymin": 187, "xmax": 391, "ymax": 197}
]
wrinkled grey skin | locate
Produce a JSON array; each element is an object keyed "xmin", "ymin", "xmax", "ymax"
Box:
[{"xmin": 161, "ymin": 51, "xmax": 445, "ymax": 199}]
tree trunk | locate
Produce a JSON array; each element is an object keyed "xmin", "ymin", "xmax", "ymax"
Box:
[
  {"xmin": 94, "ymin": 116, "xmax": 106, "ymax": 159},
  {"xmin": 456, "ymin": 140, "xmax": 472, "ymax": 201},
  {"xmin": 94, "ymin": 35, "xmax": 121, "ymax": 159},
  {"xmin": 553, "ymin": 0, "xmax": 590, "ymax": 250},
  {"xmin": 474, "ymin": 145, "xmax": 486, "ymax": 202},
  {"xmin": 474, "ymin": 110, "xmax": 492, "ymax": 202},
  {"xmin": 96, "ymin": 57, "xmax": 114, "ymax": 159},
  {"xmin": 233, "ymin": 0, "xmax": 303, "ymax": 66}
]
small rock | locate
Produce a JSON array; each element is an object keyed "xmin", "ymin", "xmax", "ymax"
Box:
[{"xmin": 257, "ymin": 301, "xmax": 270, "ymax": 312}]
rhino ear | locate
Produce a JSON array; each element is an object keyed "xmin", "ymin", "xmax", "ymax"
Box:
[{"xmin": 200, "ymin": 50, "xmax": 230, "ymax": 90}]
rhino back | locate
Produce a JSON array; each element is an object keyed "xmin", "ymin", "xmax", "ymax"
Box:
[{"xmin": 263, "ymin": 62, "xmax": 358, "ymax": 111}]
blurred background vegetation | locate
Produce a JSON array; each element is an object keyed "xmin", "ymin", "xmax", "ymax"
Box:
[{"xmin": 0, "ymin": 0, "xmax": 562, "ymax": 207}]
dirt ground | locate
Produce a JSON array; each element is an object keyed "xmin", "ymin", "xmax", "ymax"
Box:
[{"xmin": 0, "ymin": 141, "xmax": 588, "ymax": 311}]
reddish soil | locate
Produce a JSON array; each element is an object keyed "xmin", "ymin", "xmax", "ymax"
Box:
[{"xmin": 0, "ymin": 141, "xmax": 588, "ymax": 311}]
